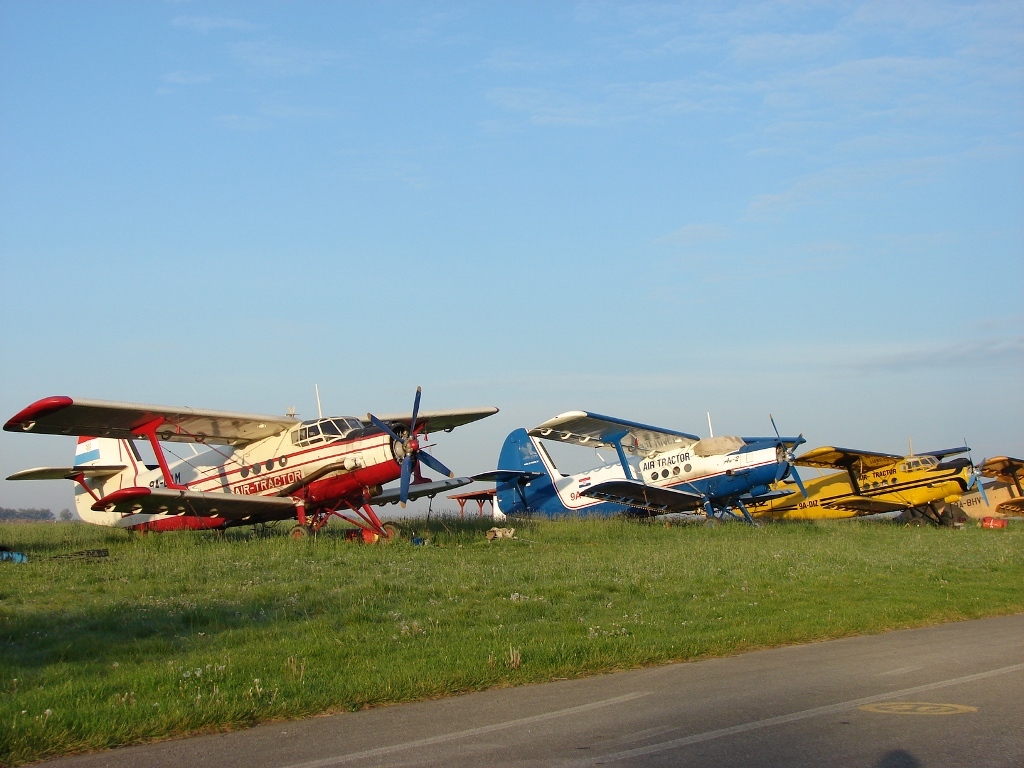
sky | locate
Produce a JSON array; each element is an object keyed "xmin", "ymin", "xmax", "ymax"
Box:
[{"xmin": 1, "ymin": 1, "xmax": 1022, "ymax": 514}]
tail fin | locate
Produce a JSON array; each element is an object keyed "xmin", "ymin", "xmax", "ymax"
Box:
[
  {"xmin": 494, "ymin": 428, "xmax": 558, "ymax": 516},
  {"xmin": 73, "ymin": 437, "xmax": 143, "ymax": 522}
]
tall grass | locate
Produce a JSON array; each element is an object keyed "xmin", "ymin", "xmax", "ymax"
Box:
[{"xmin": 1, "ymin": 518, "xmax": 1021, "ymax": 764}]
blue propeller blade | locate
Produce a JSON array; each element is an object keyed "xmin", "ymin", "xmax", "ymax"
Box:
[
  {"xmin": 418, "ymin": 450, "xmax": 454, "ymax": 478},
  {"xmin": 974, "ymin": 468, "xmax": 990, "ymax": 506},
  {"xmin": 368, "ymin": 413, "xmax": 403, "ymax": 443},
  {"xmin": 399, "ymin": 454, "xmax": 414, "ymax": 507},
  {"xmin": 409, "ymin": 386, "xmax": 422, "ymax": 434},
  {"xmin": 790, "ymin": 465, "xmax": 808, "ymax": 498}
]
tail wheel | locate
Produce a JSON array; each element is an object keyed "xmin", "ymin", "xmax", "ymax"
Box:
[{"xmin": 289, "ymin": 524, "xmax": 311, "ymax": 540}]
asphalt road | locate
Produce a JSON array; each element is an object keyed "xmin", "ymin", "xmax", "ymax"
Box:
[{"xmin": 48, "ymin": 614, "xmax": 1024, "ymax": 768}]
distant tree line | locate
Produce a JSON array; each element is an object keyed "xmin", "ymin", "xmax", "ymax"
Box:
[{"xmin": 0, "ymin": 507, "xmax": 55, "ymax": 522}]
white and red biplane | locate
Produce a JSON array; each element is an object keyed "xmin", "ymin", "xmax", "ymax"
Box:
[{"xmin": 4, "ymin": 389, "xmax": 497, "ymax": 539}]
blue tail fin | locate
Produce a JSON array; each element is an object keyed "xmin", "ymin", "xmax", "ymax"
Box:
[{"xmin": 495, "ymin": 428, "xmax": 558, "ymax": 516}]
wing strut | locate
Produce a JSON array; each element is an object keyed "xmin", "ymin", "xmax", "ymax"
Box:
[
  {"xmin": 133, "ymin": 417, "xmax": 187, "ymax": 490},
  {"xmin": 607, "ymin": 430, "xmax": 636, "ymax": 481}
]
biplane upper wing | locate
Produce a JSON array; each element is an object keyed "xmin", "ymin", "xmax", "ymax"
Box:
[
  {"xmin": 794, "ymin": 446, "xmax": 903, "ymax": 472},
  {"xmin": 918, "ymin": 447, "xmax": 971, "ymax": 460},
  {"xmin": 528, "ymin": 411, "xmax": 699, "ymax": 453},
  {"xmin": 820, "ymin": 496, "xmax": 909, "ymax": 515},
  {"xmin": 4, "ymin": 396, "xmax": 298, "ymax": 446},
  {"xmin": 95, "ymin": 487, "xmax": 298, "ymax": 522},
  {"xmin": 980, "ymin": 456, "xmax": 1024, "ymax": 485},
  {"xmin": 582, "ymin": 480, "xmax": 704, "ymax": 514},
  {"xmin": 365, "ymin": 407, "xmax": 498, "ymax": 434}
]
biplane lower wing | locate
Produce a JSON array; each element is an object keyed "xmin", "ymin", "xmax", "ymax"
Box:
[
  {"xmin": 795, "ymin": 446, "xmax": 903, "ymax": 472},
  {"xmin": 4, "ymin": 396, "xmax": 297, "ymax": 446},
  {"xmin": 7, "ymin": 465, "xmax": 127, "ymax": 481},
  {"xmin": 582, "ymin": 480, "xmax": 704, "ymax": 514},
  {"xmin": 372, "ymin": 477, "xmax": 472, "ymax": 506},
  {"xmin": 528, "ymin": 411, "xmax": 699, "ymax": 454},
  {"xmin": 96, "ymin": 487, "xmax": 298, "ymax": 522},
  {"xmin": 996, "ymin": 497, "xmax": 1024, "ymax": 517},
  {"xmin": 821, "ymin": 496, "xmax": 909, "ymax": 516}
]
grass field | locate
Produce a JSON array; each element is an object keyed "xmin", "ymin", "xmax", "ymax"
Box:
[{"xmin": 1, "ymin": 517, "xmax": 1022, "ymax": 765}]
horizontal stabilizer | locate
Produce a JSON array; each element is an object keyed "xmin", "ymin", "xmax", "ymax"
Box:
[
  {"xmin": 582, "ymin": 480, "xmax": 704, "ymax": 514},
  {"xmin": 98, "ymin": 487, "xmax": 298, "ymax": 522},
  {"xmin": 373, "ymin": 477, "xmax": 472, "ymax": 506},
  {"xmin": 472, "ymin": 470, "xmax": 545, "ymax": 484},
  {"xmin": 7, "ymin": 465, "xmax": 127, "ymax": 481}
]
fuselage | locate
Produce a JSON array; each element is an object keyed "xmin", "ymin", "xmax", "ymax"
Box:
[
  {"xmin": 495, "ymin": 429, "xmax": 789, "ymax": 518},
  {"xmin": 748, "ymin": 456, "xmax": 974, "ymax": 520},
  {"xmin": 75, "ymin": 417, "xmax": 402, "ymax": 527}
]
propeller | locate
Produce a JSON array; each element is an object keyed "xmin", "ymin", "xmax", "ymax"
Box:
[
  {"xmin": 770, "ymin": 414, "xmax": 807, "ymax": 498},
  {"xmin": 964, "ymin": 440, "xmax": 989, "ymax": 506},
  {"xmin": 368, "ymin": 387, "xmax": 454, "ymax": 507}
]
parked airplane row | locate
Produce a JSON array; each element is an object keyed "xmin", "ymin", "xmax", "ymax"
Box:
[{"xmin": 4, "ymin": 392, "xmax": 1021, "ymax": 537}]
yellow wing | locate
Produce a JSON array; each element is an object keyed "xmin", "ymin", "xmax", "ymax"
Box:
[
  {"xmin": 980, "ymin": 456, "xmax": 1024, "ymax": 485},
  {"xmin": 794, "ymin": 446, "xmax": 902, "ymax": 472}
]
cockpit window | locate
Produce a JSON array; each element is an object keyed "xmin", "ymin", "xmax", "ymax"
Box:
[{"xmin": 291, "ymin": 418, "xmax": 362, "ymax": 447}]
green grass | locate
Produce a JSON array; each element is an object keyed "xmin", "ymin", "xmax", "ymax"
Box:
[{"xmin": 1, "ymin": 518, "xmax": 1022, "ymax": 764}]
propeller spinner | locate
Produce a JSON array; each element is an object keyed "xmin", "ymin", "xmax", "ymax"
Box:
[
  {"xmin": 368, "ymin": 387, "xmax": 455, "ymax": 507},
  {"xmin": 771, "ymin": 414, "xmax": 807, "ymax": 498}
]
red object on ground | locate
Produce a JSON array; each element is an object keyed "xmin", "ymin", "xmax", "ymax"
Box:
[{"xmin": 981, "ymin": 517, "xmax": 1008, "ymax": 529}]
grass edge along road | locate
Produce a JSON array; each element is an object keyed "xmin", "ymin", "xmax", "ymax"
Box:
[{"xmin": 2, "ymin": 518, "xmax": 1022, "ymax": 765}]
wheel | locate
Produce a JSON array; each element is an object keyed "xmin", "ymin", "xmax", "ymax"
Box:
[
  {"xmin": 381, "ymin": 523, "xmax": 401, "ymax": 543},
  {"xmin": 289, "ymin": 524, "xmax": 311, "ymax": 540},
  {"xmin": 905, "ymin": 516, "xmax": 930, "ymax": 528}
]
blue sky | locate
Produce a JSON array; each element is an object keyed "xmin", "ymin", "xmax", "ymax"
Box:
[{"xmin": 1, "ymin": 1, "xmax": 1021, "ymax": 513}]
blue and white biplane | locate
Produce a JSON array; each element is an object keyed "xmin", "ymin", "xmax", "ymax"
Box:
[{"xmin": 476, "ymin": 411, "xmax": 807, "ymax": 524}]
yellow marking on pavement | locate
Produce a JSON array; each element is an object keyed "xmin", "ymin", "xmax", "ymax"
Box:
[{"xmin": 859, "ymin": 702, "xmax": 977, "ymax": 715}]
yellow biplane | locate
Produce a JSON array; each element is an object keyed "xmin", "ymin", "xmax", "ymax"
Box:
[
  {"xmin": 746, "ymin": 445, "xmax": 980, "ymax": 526},
  {"xmin": 955, "ymin": 456, "xmax": 1024, "ymax": 520}
]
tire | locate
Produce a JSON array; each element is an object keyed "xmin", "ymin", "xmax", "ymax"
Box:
[
  {"xmin": 289, "ymin": 524, "xmax": 310, "ymax": 540},
  {"xmin": 381, "ymin": 523, "xmax": 401, "ymax": 543}
]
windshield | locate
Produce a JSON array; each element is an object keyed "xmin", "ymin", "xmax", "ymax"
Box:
[{"xmin": 291, "ymin": 418, "xmax": 361, "ymax": 447}]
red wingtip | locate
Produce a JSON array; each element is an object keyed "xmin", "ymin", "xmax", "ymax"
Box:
[{"xmin": 4, "ymin": 396, "xmax": 74, "ymax": 432}]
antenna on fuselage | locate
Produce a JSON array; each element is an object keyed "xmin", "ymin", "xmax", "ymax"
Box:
[
  {"xmin": 707, "ymin": 412, "xmax": 714, "ymax": 438},
  {"xmin": 315, "ymin": 384, "xmax": 323, "ymax": 419},
  {"xmin": 908, "ymin": 437, "xmax": 913, "ymax": 457}
]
